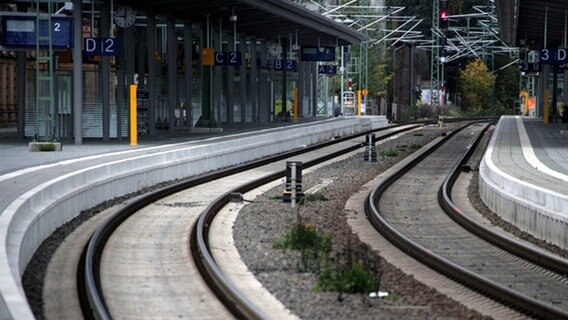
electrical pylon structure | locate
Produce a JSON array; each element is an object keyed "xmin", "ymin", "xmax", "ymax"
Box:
[
  {"xmin": 426, "ymin": 0, "xmax": 517, "ymax": 110},
  {"xmin": 298, "ymin": 0, "xmax": 423, "ymax": 116}
]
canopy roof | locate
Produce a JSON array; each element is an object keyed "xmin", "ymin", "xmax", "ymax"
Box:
[{"xmin": 116, "ymin": 0, "xmax": 365, "ymax": 46}]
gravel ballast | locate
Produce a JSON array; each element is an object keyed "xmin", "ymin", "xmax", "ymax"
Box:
[
  {"xmin": 233, "ymin": 124, "xmax": 490, "ymax": 319},
  {"xmin": 24, "ymin": 123, "xmax": 568, "ymax": 319}
]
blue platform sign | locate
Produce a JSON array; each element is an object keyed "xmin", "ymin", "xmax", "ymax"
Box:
[
  {"xmin": 83, "ymin": 38, "xmax": 121, "ymax": 56},
  {"xmin": 1, "ymin": 15, "xmax": 73, "ymax": 49},
  {"xmin": 519, "ymin": 62, "xmax": 541, "ymax": 73},
  {"xmin": 301, "ymin": 46, "xmax": 335, "ymax": 61},
  {"xmin": 215, "ymin": 51, "xmax": 242, "ymax": 66},
  {"xmin": 318, "ymin": 64, "xmax": 337, "ymax": 75},
  {"xmin": 540, "ymin": 48, "xmax": 568, "ymax": 64},
  {"xmin": 274, "ymin": 59, "xmax": 297, "ymax": 72}
]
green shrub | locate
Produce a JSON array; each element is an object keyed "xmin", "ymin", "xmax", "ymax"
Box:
[
  {"xmin": 39, "ymin": 143, "xmax": 56, "ymax": 152},
  {"xmin": 274, "ymin": 223, "xmax": 331, "ymax": 252},
  {"xmin": 317, "ymin": 262, "xmax": 377, "ymax": 294},
  {"xmin": 274, "ymin": 223, "xmax": 332, "ymax": 272},
  {"xmin": 300, "ymin": 193, "xmax": 330, "ymax": 203},
  {"xmin": 380, "ymin": 148, "xmax": 398, "ymax": 159},
  {"xmin": 410, "ymin": 143, "xmax": 422, "ymax": 149}
]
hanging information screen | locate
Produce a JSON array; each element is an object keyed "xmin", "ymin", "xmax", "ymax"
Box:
[
  {"xmin": 300, "ymin": 46, "xmax": 335, "ymax": 61},
  {"xmin": 1, "ymin": 15, "xmax": 73, "ymax": 49}
]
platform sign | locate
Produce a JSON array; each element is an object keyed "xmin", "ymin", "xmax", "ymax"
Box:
[
  {"xmin": 1, "ymin": 15, "xmax": 73, "ymax": 49},
  {"xmin": 520, "ymin": 61, "xmax": 541, "ymax": 73},
  {"xmin": 83, "ymin": 37, "xmax": 121, "ymax": 56},
  {"xmin": 301, "ymin": 46, "xmax": 335, "ymax": 61},
  {"xmin": 274, "ymin": 59, "xmax": 297, "ymax": 72},
  {"xmin": 540, "ymin": 48, "xmax": 568, "ymax": 64},
  {"xmin": 318, "ymin": 64, "xmax": 337, "ymax": 75},
  {"xmin": 215, "ymin": 51, "xmax": 242, "ymax": 66}
]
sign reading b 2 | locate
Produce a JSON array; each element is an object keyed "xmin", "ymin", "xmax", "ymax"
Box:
[{"xmin": 540, "ymin": 48, "xmax": 568, "ymax": 64}]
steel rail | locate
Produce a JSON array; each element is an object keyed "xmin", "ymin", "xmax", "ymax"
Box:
[
  {"xmin": 365, "ymin": 121, "xmax": 568, "ymax": 319},
  {"xmin": 439, "ymin": 126, "xmax": 568, "ymax": 276},
  {"xmin": 79, "ymin": 122, "xmax": 425, "ymax": 319}
]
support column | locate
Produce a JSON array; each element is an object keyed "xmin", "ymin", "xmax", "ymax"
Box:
[
  {"xmin": 101, "ymin": 2, "xmax": 111, "ymax": 141},
  {"xmin": 258, "ymin": 42, "xmax": 269, "ymax": 123},
  {"xmin": 250, "ymin": 39, "xmax": 258, "ymax": 123},
  {"xmin": 298, "ymin": 60, "xmax": 304, "ymax": 118},
  {"xmin": 147, "ymin": 15, "xmax": 157, "ymax": 136},
  {"xmin": 72, "ymin": 0, "xmax": 83, "ymax": 144},
  {"xmin": 17, "ymin": 52, "xmax": 26, "ymax": 138},
  {"xmin": 167, "ymin": 18, "xmax": 177, "ymax": 134},
  {"xmin": 184, "ymin": 22, "xmax": 193, "ymax": 129},
  {"xmin": 125, "ymin": 27, "xmax": 135, "ymax": 138},
  {"xmin": 213, "ymin": 30, "xmax": 222, "ymax": 123},
  {"xmin": 311, "ymin": 63, "xmax": 317, "ymax": 116},
  {"xmin": 227, "ymin": 34, "xmax": 234, "ymax": 124},
  {"xmin": 240, "ymin": 35, "xmax": 247, "ymax": 124}
]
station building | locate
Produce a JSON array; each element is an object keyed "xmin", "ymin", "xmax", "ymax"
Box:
[{"xmin": 0, "ymin": 1, "xmax": 364, "ymax": 144}]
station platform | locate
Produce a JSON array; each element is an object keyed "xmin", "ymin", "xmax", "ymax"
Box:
[
  {"xmin": 0, "ymin": 118, "xmax": 331, "ymax": 175},
  {"xmin": 0, "ymin": 115, "xmax": 388, "ymax": 319},
  {"xmin": 479, "ymin": 116, "xmax": 568, "ymax": 250}
]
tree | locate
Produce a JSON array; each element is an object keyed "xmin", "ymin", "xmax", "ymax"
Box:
[{"xmin": 459, "ymin": 59, "xmax": 495, "ymax": 113}]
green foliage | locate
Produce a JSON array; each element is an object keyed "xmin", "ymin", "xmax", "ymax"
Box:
[
  {"xmin": 301, "ymin": 192, "xmax": 330, "ymax": 203},
  {"xmin": 38, "ymin": 143, "xmax": 56, "ymax": 152},
  {"xmin": 273, "ymin": 223, "xmax": 332, "ymax": 272},
  {"xmin": 410, "ymin": 143, "xmax": 422, "ymax": 149},
  {"xmin": 380, "ymin": 148, "xmax": 399, "ymax": 159},
  {"xmin": 274, "ymin": 223, "xmax": 332, "ymax": 251},
  {"xmin": 369, "ymin": 61, "xmax": 392, "ymax": 98},
  {"xmin": 495, "ymin": 56, "xmax": 520, "ymax": 113},
  {"xmin": 316, "ymin": 262, "xmax": 377, "ymax": 294},
  {"xmin": 460, "ymin": 59, "xmax": 496, "ymax": 113}
]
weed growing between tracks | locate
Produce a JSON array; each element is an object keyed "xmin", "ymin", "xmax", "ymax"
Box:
[
  {"xmin": 234, "ymin": 125, "xmax": 488, "ymax": 319},
  {"xmin": 273, "ymin": 197, "xmax": 379, "ymax": 296}
]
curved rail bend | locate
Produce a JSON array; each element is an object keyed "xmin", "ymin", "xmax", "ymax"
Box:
[{"xmin": 365, "ymin": 121, "xmax": 568, "ymax": 319}]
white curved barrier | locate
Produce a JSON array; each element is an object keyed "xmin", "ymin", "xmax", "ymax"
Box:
[
  {"xmin": 0, "ymin": 117, "xmax": 388, "ymax": 319},
  {"xmin": 479, "ymin": 116, "xmax": 568, "ymax": 250}
]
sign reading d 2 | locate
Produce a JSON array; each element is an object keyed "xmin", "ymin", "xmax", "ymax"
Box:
[
  {"xmin": 83, "ymin": 38, "xmax": 121, "ymax": 56},
  {"xmin": 540, "ymin": 48, "xmax": 568, "ymax": 64}
]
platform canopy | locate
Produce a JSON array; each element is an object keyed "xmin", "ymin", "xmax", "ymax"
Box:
[
  {"xmin": 497, "ymin": 0, "xmax": 568, "ymax": 49},
  {"xmin": 114, "ymin": 0, "xmax": 365, "ymax": 46}
]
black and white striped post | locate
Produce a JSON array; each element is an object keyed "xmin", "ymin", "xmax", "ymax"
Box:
[
  {"xmin": 364, "ymin": 133, "xmax": 377, "ymax": 162},
  {"xmin": 283, "ymin": 161, "xmax": 304, "ymax": 206}
]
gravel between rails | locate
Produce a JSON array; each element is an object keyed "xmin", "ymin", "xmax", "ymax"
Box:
[{"xmin": 233, "ymin": 124, "xmax": 492, "ymax": 319}]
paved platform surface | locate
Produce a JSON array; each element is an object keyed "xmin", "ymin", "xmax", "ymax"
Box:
[
  {"xmin": 491, "ymin": 116, "xmax": 568, "ymax": 196},
  {"xmin": 0, "ymin": 119, "xmax": 326, "ymax": 175},
  {"xmin": 480, "ymin": 115, "xmax": 568, "ymax": 250}
]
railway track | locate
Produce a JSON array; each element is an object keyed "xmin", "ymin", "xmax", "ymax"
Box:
[
  {"xmin": 78, "ymin": 122, "xmax": 427, "ymax": 319},
  {"xmin": 365, "ymin": 122, "xmax": 568, "ymax": 319}
]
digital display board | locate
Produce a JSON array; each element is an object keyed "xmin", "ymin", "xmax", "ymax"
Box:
[
  {"xmin": 1, "ymin": 15, "xmax": 73, "ymax": 49},
  {"xmin": 300, "ymin": 46, "xmax": 335, "ymax": 61}
]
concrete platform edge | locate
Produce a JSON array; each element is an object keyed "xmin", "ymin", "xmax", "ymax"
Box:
[
  {"xmin": 0, "ymin": 116, "xmax": 387, "ymax": 319},
  {"xmin": 479, "ymin": 116, "xmax": 568, "ymax": 250}
]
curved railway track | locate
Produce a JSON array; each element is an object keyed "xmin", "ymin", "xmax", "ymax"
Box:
[
  {"xmin": 365, "ymin": 122, "xmax": 568, "ymax": 319},
  {"xmin": 78, "ymin": 122, "xmax": 430, "ymax": 319}
]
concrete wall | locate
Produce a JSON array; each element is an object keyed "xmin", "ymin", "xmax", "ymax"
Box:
[
  {"xmin": 479, "ymin": 118, "xmax": 568, "ymax": 251},
  {"xmin": 0, "ymin": 116, "xmax": 387, "ymax": 319}
]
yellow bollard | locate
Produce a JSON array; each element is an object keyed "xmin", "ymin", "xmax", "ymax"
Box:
[{"xmin": 130, "ymin": 84, "xmax": 138, "ymax": 145}]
